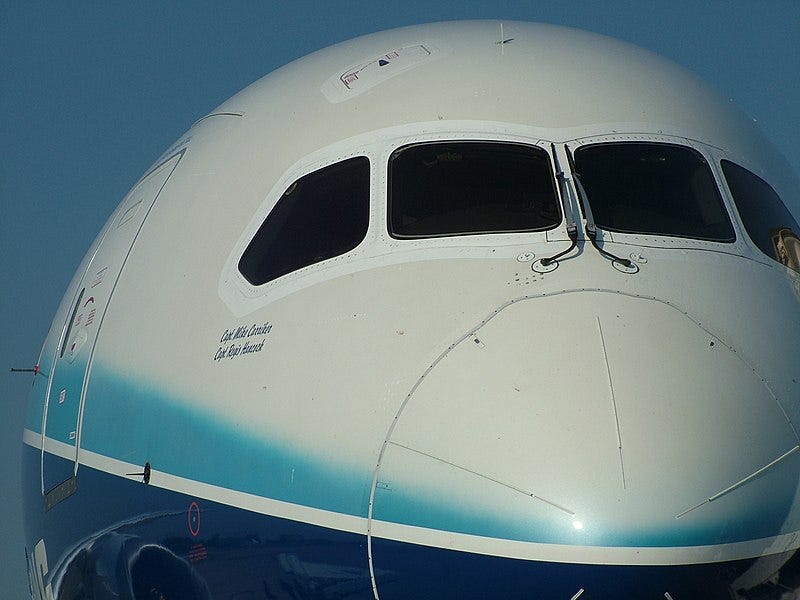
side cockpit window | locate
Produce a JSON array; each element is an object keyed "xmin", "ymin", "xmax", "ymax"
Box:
[
  {"xmin": 722, "ymin": 160, "xmax": 800, "ymax": 272},
  {"xmin": 238, "ymin": 157, "xmax": 370, "ymax": 285},
  {"xmin": 573, "ymin": 143, "xmax": 735, "ymax": 242},
  {"xmin": 389, "ymin": 142, "xmax": 560, "ymax": 238}
]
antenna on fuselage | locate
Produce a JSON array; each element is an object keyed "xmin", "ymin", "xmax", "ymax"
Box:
[
  {"xmin": 496, "ymin": 23, "xmax": 514, "ymax": 54},
  {"xmin": 126, "ymin": 462, "xmax": 151, "ymax": 485}
]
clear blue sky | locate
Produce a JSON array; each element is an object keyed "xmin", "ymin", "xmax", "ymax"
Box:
[{"xmin": 2, "ymin": 1, "xmax": 799, "ymax": 595}]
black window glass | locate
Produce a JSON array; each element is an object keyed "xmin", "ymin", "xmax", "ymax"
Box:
[
  {"xmin": 573, "ymin": 143, "xmax": 735, "ymax": 242},
  {"xmin": 722, "ymin": 160, "xmax": 800, "ymax": 271},
  {"xmin": 389, "ymin": 142, "xmax": 560, "ymax": 238},
  {"xmin": 238, "ymin": 157, "xmax": 370, "ymax": 285}
]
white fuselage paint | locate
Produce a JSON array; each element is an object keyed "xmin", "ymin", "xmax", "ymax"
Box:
[{"xmin": 23, "ymin": 20, "xmax": 800, "ymax": 599}]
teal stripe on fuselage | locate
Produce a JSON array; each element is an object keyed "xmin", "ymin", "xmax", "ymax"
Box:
[
  {"xmin": 79, "ymin": 365, "xmax": 373, "ymax": 518},
  {"xmin": 30, "ymin": 363, "xmax": 800, "ymax": 549}
]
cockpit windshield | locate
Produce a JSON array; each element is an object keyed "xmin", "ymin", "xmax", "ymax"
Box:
[
  {"xmin": 573, "ymin": 142, "xmax": 735, "ymax": 242},
  {"xmin": 389, "ymin": 142, "xmax": 560, "ymax": 238}
]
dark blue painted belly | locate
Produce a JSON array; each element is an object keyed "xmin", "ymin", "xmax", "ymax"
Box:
[{"xmin": 22, "ymin": 446, "xmax": 800, "ymax": 599}]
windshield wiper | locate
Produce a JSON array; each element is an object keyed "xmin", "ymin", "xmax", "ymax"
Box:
[
  {"xmin": 540, "ymin": 144, "xmax": 578, "ymax": 267},
  {"xmin": 567, "ymin": 148, "xmax": 633, "ymax": 269}
]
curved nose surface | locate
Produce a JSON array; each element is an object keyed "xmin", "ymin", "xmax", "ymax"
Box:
[{"xmin": 371, "ymin": 290, "xmax": 800, "ymax": 550}]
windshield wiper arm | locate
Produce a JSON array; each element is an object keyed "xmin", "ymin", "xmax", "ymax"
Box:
[
  {"xmin": 571, "ymin": 165, "xmax": 633, "ymax": 269},
  {"xmin": 540, "ymin": 144, "xmax": 578, "ymax": 267}
]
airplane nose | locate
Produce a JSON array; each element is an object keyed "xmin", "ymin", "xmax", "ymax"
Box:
[{"xmin": 371, "ymin": 290, "xmax": 800, "ymax": 549}]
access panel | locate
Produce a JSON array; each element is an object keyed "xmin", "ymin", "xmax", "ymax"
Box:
[{"xmin": 41, "ymin": 152, "xmax": 182, "ymax": 506}]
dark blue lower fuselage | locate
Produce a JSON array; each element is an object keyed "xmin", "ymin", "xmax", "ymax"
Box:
[{"xmin": 23, "ymin": 445, "xmax": 800, "ymax": 599}]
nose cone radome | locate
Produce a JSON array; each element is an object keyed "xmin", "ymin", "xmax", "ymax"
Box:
[{"xmin": 371, "ymin": 291, "xmax": 800, "ymax": 549}]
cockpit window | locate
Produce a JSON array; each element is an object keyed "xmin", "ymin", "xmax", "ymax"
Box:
[
  {"xmin": 388, "ymin": 142, "xmax": 560, "ymax": 238},
  {"xmin": 238, "ymin": 157, "xmax": 370, "ymax": 285},
  {"xmin": 573, "ymin": 142, "xmax": 735, "ymax": 242},
  {"xmin": 721, "ymin": 160, "xmax": 800, "ymax": 272}
]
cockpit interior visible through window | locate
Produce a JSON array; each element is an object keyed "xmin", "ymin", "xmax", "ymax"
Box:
[
  {"xmin": 238, "ymin": 157, "xmax": 370, "ymax": 285},
  {"xmin": 389, "ymin": 142, "xmax": 561, "ymax": 238},
  {"xmin": 721, "ymin": 160, "xmax": 800, "ymax": 272},
  {"xmin": 572, "ymin": 142, "xmax": 735, "ymax": 242}
]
